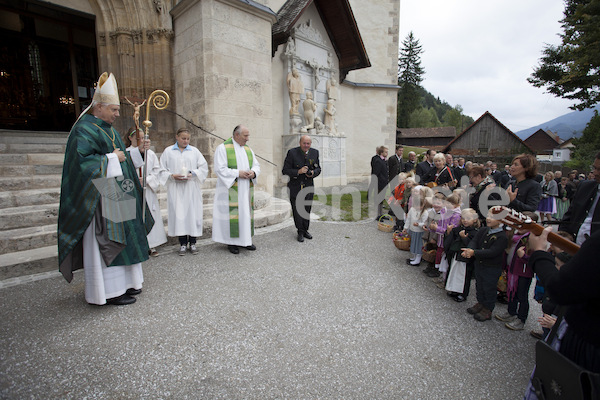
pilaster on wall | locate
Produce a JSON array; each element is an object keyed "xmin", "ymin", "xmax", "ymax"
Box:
[
  {"xmin": 171, "ymin": 0, "xmax": 277, "ymax": 192},
  {"xmin": 92, "ymin": 0, "xmax": 176, "ymax": 150}
]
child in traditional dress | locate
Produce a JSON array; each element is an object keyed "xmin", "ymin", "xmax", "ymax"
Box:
[
  {"xmin": 495, "ymin": 212, "xmax": 539, "ymax": 331},
  {"xmin": 159, "ymin": 128, "xmax": 209, "ymax": 256},
  {"xmin": 125, "ymin": 127, "xmax": 167, "ymax": 256},
  {"xmin": 430, "ymin": 193, "xmax": 462, "ymax": 286},
  {"xmin": 461, "ymin": 210, "xmax": 508, "ymax": 322},
  {"xmin": 444, "ymin": 208, "xmax": 480, "ymax": 302},
  {"xmin": 402, "ymin": 188, "xmax": 431, "ymax": 266}
]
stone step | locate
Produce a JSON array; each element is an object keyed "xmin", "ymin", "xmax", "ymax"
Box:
[
  {"xmin": 0, "ymin": 188, "xmax": 61, "ymax": 209},
  {"xmin": 0, "ymin": 164, "xmax": 63, "ymax": 176},
  {"xmin": 0, "ymin": 143, "xmax": 67, "ymax": 154},
  {"xmin": 0, "ymin": 175, "xmax": 63, "ymax": 191},
  {"xmin": 0, "ymin": 190, "xmax": 272, "ymax": 253},
  {"xmin": 0, "ymin": 204, "xmax": 58, "ymax": 230},
  {"xmin": 0, "ymin": 197, "xmax": 291, "ymax": 280},
  {"xmin": 0, "ymin": 130, "xmax": 69, "ymax": 144}
]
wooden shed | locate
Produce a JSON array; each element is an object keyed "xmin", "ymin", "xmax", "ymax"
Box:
[
  {"xmin": 396, "ymin": 127, "xmax": 456, "ymax": 150},
  {"xmin": 442, "ymin": 111, "xmax": 533, "ymax": 163},
  {"xmin": 523, "ymin": 129, "xmax": 561, "ymax": 155}
]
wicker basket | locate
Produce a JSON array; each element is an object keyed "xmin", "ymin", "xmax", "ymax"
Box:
[
  {"xmin": 422, "ymin": 242, "xmax": 437, "ymax": 263},
  {"xmin": 377, "ymin": 214, "xmax": 395, "ymax": 232},
  {"xmin": 393, "ymin": 235, "xmax": 411, "ymax": 251}
]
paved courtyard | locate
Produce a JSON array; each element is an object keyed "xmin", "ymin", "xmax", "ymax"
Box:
[{"xmin": 0, "ymin": 218, "xmax": 539, "ymax": 399}]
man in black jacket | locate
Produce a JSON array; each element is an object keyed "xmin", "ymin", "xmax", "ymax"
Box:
[
  {"xmin": 387, "ymin": 145, "xmax": 404, "ymax": 190},
  {"xmin": 282, "ymin": 135, "xmax": 322, "ymax": 242},
  {"xmin": 403, "ymin": 151, "xmax": 417, "ymax": 173},
  {"xmin": 559, "ymin": 152, "xmax": 600, "ymax": 245},
  {"xmin": 415, "ymin": 149, "xmax": 435, "ymax": 184}
]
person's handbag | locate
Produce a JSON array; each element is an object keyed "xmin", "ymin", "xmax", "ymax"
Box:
[{"xmin": 531, "ymin": 310, "xmax": 600, "ymax": 400}]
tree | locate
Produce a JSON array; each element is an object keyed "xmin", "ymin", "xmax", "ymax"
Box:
[
  {"xmin": 565, "ymin": 110, "xmax": 600, "ymax": 171},
  {"xmin": 528, "ymin": 0, "xmax": 600, "ymax": 110},
  {"xmin": 442, "ymin": 105, "xmax": 464, "ymax": 133},
  {"xmin": 397, "ymin": 32, "xmax": 425, "ymax": 127},
  {"xmin": 408, "ymin": 107, "xmax": 441, "ymax": 128}
]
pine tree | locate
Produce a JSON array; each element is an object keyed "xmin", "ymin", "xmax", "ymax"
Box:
[
  {"xmin": 528, "ymin": 0, "xmax": 600, "ymax": 110},
  {"xmin": 397, "ymin": 32, "xmax": 425, "ymax": 128}
]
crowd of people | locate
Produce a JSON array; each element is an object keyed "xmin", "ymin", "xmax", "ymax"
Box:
[
  {"xmin": 376, "ymin": 145, "xmax": 600, "ymax": 397},
  {"xmin": 57, "ymin": 72, "xmax": 597, "ymax": 397}
]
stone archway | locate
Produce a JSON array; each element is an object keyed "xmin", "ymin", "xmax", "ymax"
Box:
[{"xmin": 89, "ymin": 0, "xmax": 176, "ymax": 148}]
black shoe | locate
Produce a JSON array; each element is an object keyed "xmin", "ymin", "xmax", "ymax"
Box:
[
  {"xmin": 303, "ymin": 232, "xmax": 313, "ymax": 240},
  {"xmin": 422, "ymin": 265, "xmax": 434, "ymax": 274},
  {"xmin": 447, "ymin": 292, "xmax": 458, "ymax": 298},
  {"xmin": 297, "ymin": 233, "xmax": 304, "ymax": 242},
  {"xmin": 406, "ymin": 259, "xmax": 415, "ymax": 265},
  {"xmin": 245, "ymin": 244, "xmax": 256, "ymax": 251},
  {"xmin": 228, "ymin": 245, "xmax": 239, "ymax": 254},
  {"xmin": 126, "ymin": 288, "xmax": 142, "ymax": 296},
  {"xmin": 106, "ymin": 294, "xmax": 136, "ymax": 306},
  {"xmin": 427, "ymin": 270, "xmax": 441, "ymax": 278},
  {"xmin": 454, "ymin": 295, "xmax": 466, "ymax": 303},
  {"xmin": 409, "ymin": 260, "xmax": 421, "ymax": 266}
]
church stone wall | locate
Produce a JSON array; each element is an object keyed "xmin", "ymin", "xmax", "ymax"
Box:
[
  {"xmin": 344, "ymin": 0, "xmax": 400, "ymax": 184},
  {"xmin": 172, "ymin": 0, "xmax": 277, "ymax": 192}
]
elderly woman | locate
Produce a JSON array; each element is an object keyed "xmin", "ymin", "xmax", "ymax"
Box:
[
  {"xmin": 425, "ymin": 152, "xmax": 457, "ymax": 188},
  {"xmin": 537, "ymin": 171, "xmax": 558, "ymax": 222},
  {"xmin": 506, "ymin": 154, "xmax": 542, "ymax": 213}
]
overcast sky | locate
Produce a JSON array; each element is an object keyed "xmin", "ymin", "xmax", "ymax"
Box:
[{"xmin": 399, "ymin": 0, "xmax": 575, "ymax": 132}]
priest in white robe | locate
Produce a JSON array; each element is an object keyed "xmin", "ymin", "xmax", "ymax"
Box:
[{"xmin": 212, "ymin": 125, "xmax": 260, "ymax": 254}]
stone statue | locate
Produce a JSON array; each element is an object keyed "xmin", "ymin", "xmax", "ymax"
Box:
[
  {"xmin": 324, "ymin": 99, "xmax": 337, "ymax": 135},
  {"xmin": 326, "ymin": 77, "xmax": 339, "ymax": 102},
  {"xmin": 284, "ymin": 37, "xmax": 296, "ymax": 57},
  {"xmin": 314, "ymin": 116, "xmax": 325, "ymax": 135},
  {"xmin": 286, "ymin": 68, "xmax": 303, "ymax": 115},
  {"xmin": 302, "ymin": 91, "xmax": 317, "ymax": 130}
]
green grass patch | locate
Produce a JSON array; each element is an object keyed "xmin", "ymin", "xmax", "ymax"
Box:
[{"xmin": 314, "ymin": 191, "xmax": 370, "ymax": 221}]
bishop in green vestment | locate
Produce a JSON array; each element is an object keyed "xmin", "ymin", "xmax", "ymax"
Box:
[{"xmin": 57, "ymin": 72, "xmax": 153, "ymax": 305}]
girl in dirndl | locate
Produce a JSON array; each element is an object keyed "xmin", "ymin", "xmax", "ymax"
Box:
[
  {"xmin": 553, "ymin": 176, "xmax": 572, "ymax": 221},
  {"xmin": 402, "ymin": 188, "xmax": 431, "ymax": 266},
  {"xmin": 537, "ymin": 171, "xmax": 558, "ymax": 222},
  {"xmin": 444, "ymin": 208, "xmax": 479, "ymax": 302},
  {"xmin": 429, "ymin": 193, "xmax": 462, "ymax": 286}
]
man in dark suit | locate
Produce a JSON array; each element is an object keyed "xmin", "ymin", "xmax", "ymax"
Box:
[
  {"xmin": 490, "ymin": 163, "xmax": 502, "ymax": 185},
  {"xmin": 559, "ymin": 152, "xmax": 600, "ymax": 245},
  {"xmin": 387, "ymin": 145, "xmax": 404, "ymax": 190},
  {"xmin": 282, "ymin": 135, "xmax": 322, "ymax": 242},
  {"xmin": 415, "ymin": 149, "xmax": 436, "ymax": 184},
  {"xmin": 403, "ymin": 151, "xmax": 417, "ymax": 173}
]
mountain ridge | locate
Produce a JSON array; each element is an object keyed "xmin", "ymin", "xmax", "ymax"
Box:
[{"xmin": 515, "ymin": 104, "xmax": 600, "ymax": 141}]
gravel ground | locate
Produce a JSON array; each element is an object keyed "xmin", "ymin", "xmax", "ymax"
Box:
[{"xmin": 0, "ymin": 218, "xmax": 540, "ymax": 399}]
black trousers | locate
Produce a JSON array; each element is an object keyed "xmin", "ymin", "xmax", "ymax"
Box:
[
  {"xmin": 475, "ymin": 265, "xmax": 502, "ymax": 311},
  {"xmin": 290, "ymin": 190, "xmax": 314, "ymax": 234},
  {"xmin": 178, "ymin": 235, "xmax": 196, "ymax": 246},
  {"xmin": 507, "ymin": 276, "xmax": 533, "ymax": 322}
]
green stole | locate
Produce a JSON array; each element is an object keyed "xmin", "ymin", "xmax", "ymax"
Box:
[{"xmin": 223, "ymin": 137, "xmax": 254, "ymax": 237}]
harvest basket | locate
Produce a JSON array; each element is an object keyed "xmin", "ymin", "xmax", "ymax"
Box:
[
  {"xmin": 422, "ymin": 242, "xmax": 437, "ymax": 263},
  {"xmin": 377, "ymin": 214, "xmax": 395, "ymax": 232},
  {"xmin": 393, "ymin": 231, "xmax": 411, "ymax": 251}
]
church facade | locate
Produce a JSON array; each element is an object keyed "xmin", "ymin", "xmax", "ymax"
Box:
[{"xmin": 0, "ymin": 0, "xmax": 400, "ymax": 192}]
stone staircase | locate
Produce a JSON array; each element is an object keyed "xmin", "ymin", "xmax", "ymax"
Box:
[{"xmin": 0, "ymin": 130, "xmax": 291, "ymax": 281}]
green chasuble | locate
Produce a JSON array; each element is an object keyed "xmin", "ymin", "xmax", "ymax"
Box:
[
  {"xmin": 58, "ymin": 114, "xmax": 154, "ymax": 282},
  {"xmin": 223, "ymin": 137, "xmax": 254, "ymax": 238}
]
